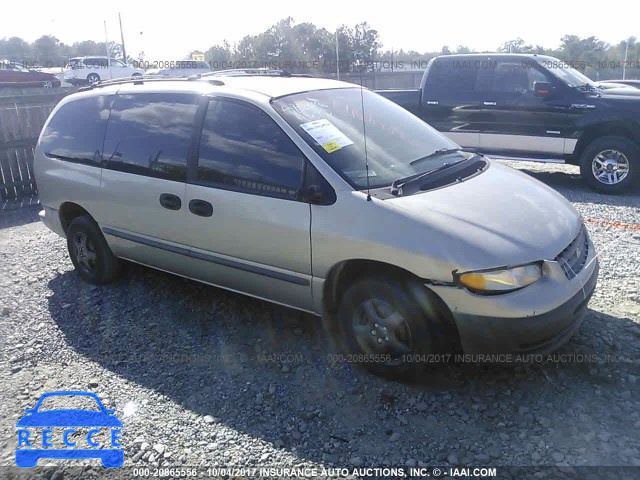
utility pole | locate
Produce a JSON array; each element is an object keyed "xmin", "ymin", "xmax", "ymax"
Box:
[
  {"xmin": 623, "ymin": 40, "xmax": 629, "ymax": 80},
  {"xmin": 335, "ymin": 31, "xmax": 340, "ymax": 80},
  {"xmin": 104, "ymin": 21, "xmax": 110, "ymax": 59},
  {"xmin": 119, "ymin": 13, "xmax": 127, "ymax": 63}
]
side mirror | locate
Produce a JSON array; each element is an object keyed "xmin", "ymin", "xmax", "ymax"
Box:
[{"xmin": 534, "ymin": 81, "xmax": 553, "ymax": 96}]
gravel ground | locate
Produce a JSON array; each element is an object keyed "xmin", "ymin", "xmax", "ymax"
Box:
[{"xmin": 1, "ymin": 161, "xmax": 639, "ymax": 480}]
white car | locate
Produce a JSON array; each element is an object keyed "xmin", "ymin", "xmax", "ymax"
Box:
[{"xmin": 63, "ymin": 57, "xmax": 144, "ymax": 86}]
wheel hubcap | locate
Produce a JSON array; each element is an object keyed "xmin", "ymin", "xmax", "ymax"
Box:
[
  {"xmin": 592, "ymin": 149, "xmax": 630, "ymax": 185},
  {"xmin": 72, "ymin": 232, "xmax": 97, "ymax": 272},
  {"xmin": 352, "ymin": 298, "xmax": 412, "ymax": 359}
]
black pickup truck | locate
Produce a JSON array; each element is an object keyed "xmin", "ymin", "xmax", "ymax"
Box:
[{"xmin": 377, "ymin": 54, "xmax": 640, "ymax": 193}]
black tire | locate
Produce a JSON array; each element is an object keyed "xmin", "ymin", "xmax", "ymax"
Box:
[
  {"xmin": 335, "ymin": 276, "xmax": 434, "ymax": 380},
  {"xmin": 579, "ymin": 136, "xmax": 639, "ymax": 193},
  {"xmin": 66, "ymin": 216, "xmax": 122, "ymax": 284},
  {"xmin": 86, "ymin": 73, "xmax": 100, "ymax": 85}
]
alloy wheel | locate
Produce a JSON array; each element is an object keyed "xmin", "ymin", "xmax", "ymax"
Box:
[{"xmin": 592, "ymin": 149, "xmax": 630, "ymax": 185}]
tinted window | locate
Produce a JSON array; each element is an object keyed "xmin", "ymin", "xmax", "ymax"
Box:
[
  {"xmin": 40, "ymin": 95, "xmax": 112, "ymax": 166},
  {"xmin": 429, "ymin": 58, "xmax": 478, "ymax": 93},
  {"xmin": 103, "ymin": 93, "xmax": 198, "ymax": 181},
  {"xmin": 85, "ymin": 58, "xmax": 108, "ymax": 68},
  {"xmin": 196, "ymin": 99, "xmax": 305, "ymax": 199},
  {"xmin": 427, "ymin": 58, "xmax": 493, "ymax": 97}
]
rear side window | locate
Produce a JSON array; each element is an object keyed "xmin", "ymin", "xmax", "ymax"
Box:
[
  {"xmin": 39, "ymin": 95, "xmax": 112, "ymax": 166},
  {"xmin": 85, "ymin": 58, "xmax": 108, "ymax": 68},
  {"xmin": 102, "ymin": 93, "xmax": 199, "ymax": 181},
  {"xmin": 427, "ymin": 58, "xmax": 492, "ymax": 97},
  {"xmin": 196, "ymin": 99, "xmax": 305, "ymax": 199}
]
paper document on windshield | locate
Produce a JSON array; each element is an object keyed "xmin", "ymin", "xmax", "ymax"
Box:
[{"xmin": 300, "ymin": 119, "xmax": 354, "ymax": 153}]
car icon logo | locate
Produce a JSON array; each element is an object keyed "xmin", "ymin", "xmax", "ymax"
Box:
[{"xmin": 15, "ymin": 391, "xmax": 123, "ymax": 468}]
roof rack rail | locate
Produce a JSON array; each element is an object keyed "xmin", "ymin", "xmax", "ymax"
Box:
[
  {"xmin": 202, "ymin": 68, "xmax": 293, "ymax": 78},
  {"xmin": 78, "ymin": 75, "xmax": 202, "ymax": 91}
]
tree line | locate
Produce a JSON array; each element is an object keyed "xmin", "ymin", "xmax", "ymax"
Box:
[{"xmin": 1, "ymin": 18, "xmax": 638, "ymax": 80}]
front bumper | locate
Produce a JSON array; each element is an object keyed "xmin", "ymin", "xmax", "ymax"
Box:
[
  {"xmin": 39, "ymin": 206, "xmax": 65, "ymax": 237},
  {"xmin": 449, "ymin": 258, "xmax": 599, "ymax": 354}
]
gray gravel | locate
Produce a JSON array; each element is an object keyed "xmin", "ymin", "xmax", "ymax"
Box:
[{"xmin": 1, "ymin": 161, "xmax": 639, "ymax": 479}]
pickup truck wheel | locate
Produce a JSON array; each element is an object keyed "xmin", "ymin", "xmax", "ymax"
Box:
[
  {"xmin": 336, "ymin": 277, "xmax": 433, "ymax": 380},
  {"xmin": 580, "ymin": 136, "xmax": 639, "ymax": 193},
  {"xmin": 66, "ymin": 216, "xmax": 122, "ymax": 284}
]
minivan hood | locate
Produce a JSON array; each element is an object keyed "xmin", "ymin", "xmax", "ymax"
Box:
[{"xmin": 385, "ymin": 161, "xmax": 582, "ymax": 271}]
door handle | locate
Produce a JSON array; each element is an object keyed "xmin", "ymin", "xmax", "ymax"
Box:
[
  {"xmin": 159, "ymin": 193, "xmax": 181, "ymax": 210},
  {"xmin": 189, "ymin": 199, "xmax": 213, "ymax": 217},
  {"xmin": 483, "ymin": 101, "xmax": 497, "ymax": 106}
]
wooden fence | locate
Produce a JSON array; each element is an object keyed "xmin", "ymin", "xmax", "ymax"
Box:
[
  {"xmin": 322, "ymin": 70, "xmax": 424, "ymax": 89},
  {"xmin": 0, "ymin": 89, "xmax": 73, "ymax": 204}
]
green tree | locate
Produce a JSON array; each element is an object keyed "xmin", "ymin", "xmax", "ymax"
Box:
[
  {"xmin": 206, "ymin": 41, "xmax": 232, "ymax": 69},
  {"xmin": 497, "ymin": 38, "xmax": 543, "ymax": 54},
  {"xmin": 32, "ymin": 35, "xmax": 67, "ymax": 66},
  {"xmin": 0, "ymin": 37, "xmax": 31, "ymax": 62}
]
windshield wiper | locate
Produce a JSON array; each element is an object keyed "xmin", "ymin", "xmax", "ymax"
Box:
[
  {"xmin": 409, "ymin": 148, "xmax": 468, "ymax": 166},
  {"xmin": 390, "ymin": 159, "xmax": 466, "ymax": 196}
]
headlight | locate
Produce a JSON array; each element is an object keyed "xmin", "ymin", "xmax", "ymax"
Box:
[{"xmin": 457, "ymin": 263, "xmax": 542, "ymax": 293}]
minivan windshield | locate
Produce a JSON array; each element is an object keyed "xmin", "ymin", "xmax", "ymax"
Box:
[{"xmin": 272, "ymin": 88, "xmax": 460, "ymax": 189}]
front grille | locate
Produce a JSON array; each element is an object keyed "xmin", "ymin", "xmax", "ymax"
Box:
[{"xmin": 555, "ymin": 225, "xmax": 589, "ymax": 280}]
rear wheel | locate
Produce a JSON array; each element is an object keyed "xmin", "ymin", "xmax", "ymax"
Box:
[
  {"xmin": 336, "ymin": 277, "xmax": 434, "ymax": 380},
  {"xmin": 66, "ymin": 216, "xmax": 122, "ymax": 284},
  {"xmin": 579, "ymin": 136, "xmax": 639, "ymax": 193},
  {"xmin": 42, "ymin": 80, "xmax": 53, "ymax": 88}
]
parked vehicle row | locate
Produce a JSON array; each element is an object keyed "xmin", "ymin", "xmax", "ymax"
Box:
[
  {"xmin": 63, "ymin": 57, "xmax": 145, "ymax": 86},
  {"xmin": 0, "ymin": 60, "xmax": 61, "ymax": 88},
  {"xmin": 62, "ymin": 57, "xmax": 214, "ymax": 86},
  {"xmin": 35, "ymin": 73, "xmax": 599, "ymax": 378},
  {"xmin": 377, "ymin": 54, "xmax": 640, "ymax": 193}
]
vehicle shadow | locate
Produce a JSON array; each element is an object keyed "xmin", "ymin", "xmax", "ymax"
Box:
[
  {"xmin": 46, "ymin": 265, "xmax": 640, "ymax": 466},
  {"xmin": 0, "ymin": 204, "xmax": 41, "ymax": 229}
]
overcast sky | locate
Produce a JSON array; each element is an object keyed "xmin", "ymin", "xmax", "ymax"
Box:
[{"xmin": 5, "ymin": 0, "xmax": 638, "ymax": 60}]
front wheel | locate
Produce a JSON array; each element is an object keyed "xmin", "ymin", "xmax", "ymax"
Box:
[
  {"xmin": 336, "ymin": 277, "xmax": 434, "ymax": 380},
  {"xmin": 42, "ymin": 80, "xmax": 53, "ymax": 88},
  {"xmin": 86, "ymin": 73, "xmax": 101, "ymax": 85},
  {"xmin": 579, "ymin": 136, "xmax": 639, "ymax": 193},
  {"xmin": 66, "ymin": 216, "xmax": 122, "ymax": 284}
]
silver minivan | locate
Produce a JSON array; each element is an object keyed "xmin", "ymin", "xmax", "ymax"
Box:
[{"xmin": 34, "ymin": 73, "xmax": 599, "ymax": 378}]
